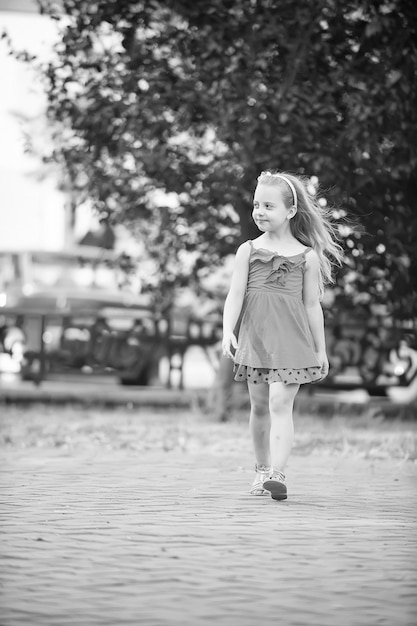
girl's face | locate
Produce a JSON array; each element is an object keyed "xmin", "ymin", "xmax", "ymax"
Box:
[{"xmin": 252, "ymin": 183, "xmax": 293, "ymax": 232}]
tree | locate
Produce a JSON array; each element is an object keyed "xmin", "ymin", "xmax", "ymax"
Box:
[{"xmin": 6, "ymin": 0, "xmax": 417, "ymax": 317}]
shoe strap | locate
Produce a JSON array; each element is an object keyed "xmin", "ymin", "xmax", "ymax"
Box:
[
  {"xmin": 270, "ymin": 470, "xmax": 286, "ymax": 482},
  {"xmin": 255, "ymin": 464, "xmax": 271, "ymax": 474}
]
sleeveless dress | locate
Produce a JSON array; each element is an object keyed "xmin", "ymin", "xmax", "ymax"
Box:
[{"xmin": 233, "ymin": 241, "xmax": 322, "ymax": 385}]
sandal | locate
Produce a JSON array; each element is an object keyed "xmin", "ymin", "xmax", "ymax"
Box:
[
  {"xmin": 263, "ymin": 470, "xmax": 287, "ymax": 501},
  {"xmin": 250, "ymin": 464, "xmax": 272, "ymax": 496}
]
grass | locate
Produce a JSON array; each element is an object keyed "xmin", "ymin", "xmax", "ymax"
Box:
[{"xmin": 1, "ymin": 402, "xmax": 417, "ymax": 463}]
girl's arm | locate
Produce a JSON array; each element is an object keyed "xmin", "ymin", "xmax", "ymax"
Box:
[
  {"xmin": 222, "ymin": 242, "xmax": 251, "ymax": 358},
  {"xmin": 303, "ymin": 250, "xmax": 329, "ymax": 378}
]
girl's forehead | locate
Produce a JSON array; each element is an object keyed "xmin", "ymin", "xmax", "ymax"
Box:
[{"xmin": 253, "ymin": 183, "xmax": 284, "ymax": 203}]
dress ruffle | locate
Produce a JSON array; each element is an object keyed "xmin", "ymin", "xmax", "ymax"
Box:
[
  {"xmin": 233, "ymin": 363, "xmax": 322, "ymax": 385},
  {"xmin": 250, "ymin": 248, "xmax": 306, "ymax": 286}
]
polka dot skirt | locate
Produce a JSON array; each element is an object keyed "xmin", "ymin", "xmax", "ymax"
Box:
[{"xmin": 233, "ymin": 363, "xmax": 322, "ymax": 385}]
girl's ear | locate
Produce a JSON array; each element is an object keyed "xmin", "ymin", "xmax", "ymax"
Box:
[{"xmin": 287, "ymin": 206, "xmax": 297, "ymax": 220}]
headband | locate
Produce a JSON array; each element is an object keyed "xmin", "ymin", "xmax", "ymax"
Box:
[{"xmin": 259, "ymin": 171, "xmax": 298, "ymax": 209}]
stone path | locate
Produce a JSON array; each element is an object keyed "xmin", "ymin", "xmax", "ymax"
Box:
[{"xmin": 1, "ymin": 444, "xmax": 416, "ymax": 626}]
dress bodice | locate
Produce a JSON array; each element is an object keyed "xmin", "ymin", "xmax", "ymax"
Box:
[{"xmin": 247, "ymin": 242, "xmax": 310, "ymax": 300}]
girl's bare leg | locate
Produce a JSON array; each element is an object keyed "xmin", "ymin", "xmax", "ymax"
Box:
[
  {"xmin": 247, "ymin": 380, "xmax": 271, "ymax": 467},
  {"xmin": 268, "ymin": 382, "xmax": 300, "ymax": 473}
]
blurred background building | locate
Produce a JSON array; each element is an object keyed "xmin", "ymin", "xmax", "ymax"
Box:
[
  {"xmin": 0, "ymin": 0, "xmax": 67, "ymax": 250},
  {"xmin": 0, "ymin": 0, "xmax": 138, "ymax": 255}
]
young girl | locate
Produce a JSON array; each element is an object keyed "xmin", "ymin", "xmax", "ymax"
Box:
[{"xmin": 222, "ymin": 170, "xmax": 342, "ymax": 501}]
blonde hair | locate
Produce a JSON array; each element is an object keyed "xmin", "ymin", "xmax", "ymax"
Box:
[{"xmin": 257, "ymin": 170, "xmax": 343, "ymax": 296}]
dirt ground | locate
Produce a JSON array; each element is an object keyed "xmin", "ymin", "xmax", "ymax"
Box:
[{"xmin": 2, "ymin": 402, "xmax": 417, "ymax": 626}]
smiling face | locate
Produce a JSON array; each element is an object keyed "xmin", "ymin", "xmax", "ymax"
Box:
[{"xmin": 252, "ymin": 183, "xmax": 294, "ymax": 233}]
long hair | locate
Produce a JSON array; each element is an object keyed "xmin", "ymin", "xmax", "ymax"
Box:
[{"xmin": 257, "ymin": 171, "xmax": 343, "ymax": 296}]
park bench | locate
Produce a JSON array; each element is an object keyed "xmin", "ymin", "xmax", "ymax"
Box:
[{"xmin": 0, "ymin": 306, "xmax": 415, "ymax": 399}]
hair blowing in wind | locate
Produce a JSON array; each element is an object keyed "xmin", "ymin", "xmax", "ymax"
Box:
[{"xmin": 257, "ymin": 171, "xmax": 343, "ymax": 296}]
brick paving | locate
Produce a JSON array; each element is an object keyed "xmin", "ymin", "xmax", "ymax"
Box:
[{"xmin": 1, "ymin": 412, "xmax": 417, "ymax": 626}]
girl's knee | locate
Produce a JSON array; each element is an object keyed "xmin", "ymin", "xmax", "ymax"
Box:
[
  {"xmin": 269, "ymin": 386, "xmax": 298, "ymax": 414},
  {"xmin": 269, "ymin": 396, "xmax": 290, "ymax": 415},
  {"xmin": 250, "ymin": 398, "xmax": 269, "ymax": 417},
  {"xmin": 248, "ymin": 383, "xmax": 269, "ymax": 416},
  {"xmin": 251, "ymin": 409, "xmax": 269, "ymax": 422}
]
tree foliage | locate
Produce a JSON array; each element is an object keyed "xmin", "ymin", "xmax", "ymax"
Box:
[{"xmin": 9, "ymin": 0, "xmax": 417, "ymax": 316}]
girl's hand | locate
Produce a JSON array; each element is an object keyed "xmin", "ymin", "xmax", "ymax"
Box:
[
  {"xmin": 222, "ymin": 332, "xmax": 238, "ymax": 359},
  {"xmin": 317, "ymin": 351, "xmax": 329, "ymax": 380}
]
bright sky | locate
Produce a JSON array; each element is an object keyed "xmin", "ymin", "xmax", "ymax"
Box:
[
  {"xmin": 0, "ymin": 6, "xmax": 145, "ymax": 255},
  {"xmin": 0, "ymin": 8, "xmax": 67, "ymax": 250}
]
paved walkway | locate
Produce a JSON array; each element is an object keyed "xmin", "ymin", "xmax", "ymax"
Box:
[{"xmin": 1, "ymin": 441, "xmax": 416, "ymax": 626}]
